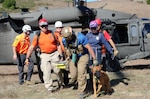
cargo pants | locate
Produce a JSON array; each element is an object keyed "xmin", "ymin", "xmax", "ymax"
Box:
[
  {"xmin": 69, "ymin": 54, "xmax": 89, "ymax": 93},
  {"xmin": 17, "ymin": 53, "xmax": 34, "ymax": 85},
  {"xmin": 40, "ymin": 51, "xmax": 60, "ymax": 91}
]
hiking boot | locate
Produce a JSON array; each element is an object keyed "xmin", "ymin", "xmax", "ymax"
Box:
[
  {"xmin": 47, "ymin": 87, "xmax": 56, "ymax": 94},
  {"xmin": 59, "ymin": 83, "xmax": 65, "ymax": 89},
  {"xmin": 19, "ymin": 81, "xmax": 25, "ymax": 85},
  {"xmin": 25, "ymin": 80, "xmax": 34, "ymax": 85},
  {"xmin": 73, "ymin": 83, "xmax": 78, "ymax": 90},
  {"xmin": 69, "ymin": 80, "xmax": 78, "ymax": 90},
  {"xmin": 78, "ymin": 91, "xmax": 90, "ymax": 99},
  {"xmin": 47, "ymin": 89, "xmax": 53, "ymax": 94}
]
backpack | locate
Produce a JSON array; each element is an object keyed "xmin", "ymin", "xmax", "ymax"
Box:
[{"xmin": 36, "ymin": 30, "xmax": 57, "ymax": 45}]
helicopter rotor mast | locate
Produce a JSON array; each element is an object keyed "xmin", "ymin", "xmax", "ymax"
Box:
[{"xmin": 73, "ymin": 0, "xmax": 87, "ymax": 7}]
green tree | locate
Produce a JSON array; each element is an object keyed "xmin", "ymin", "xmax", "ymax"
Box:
[
  {"xmin": 147, "ymin": 0, "xmax": 150, "ymax": 4},
  {"xmin": 0, "ymin": 0, "xmax": 4, "ymax": 3},
  {"xmin": 2, "ymin": 0, "xmax": 16, "ymax": 9}
]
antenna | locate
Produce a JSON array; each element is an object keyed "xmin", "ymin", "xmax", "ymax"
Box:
[{"xmin": 98, "ymin": 3, "xmax": 107, "ymax": 9}]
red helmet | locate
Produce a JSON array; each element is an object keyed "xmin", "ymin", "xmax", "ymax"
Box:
[
  {"xmin": 39, "ymin": 18, "xmax": 48, "ymax": 26},
  {"xmin": 95, "ymin": 18, "xmax": 102, "ymax": 25}
]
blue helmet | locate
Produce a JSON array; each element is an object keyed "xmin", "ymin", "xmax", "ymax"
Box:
[{"xmin": 89, "ymin": 20, "xmax": 98, "ymax": 28}]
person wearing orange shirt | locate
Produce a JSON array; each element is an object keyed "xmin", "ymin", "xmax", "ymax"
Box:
[
  {"xmin": 54, "ymin": 21, "xmax": 69, "ymax": 87},
  {"xmin": 25, "ymin": 18, "xmax": 63, "ymax": 92},
  {"xmin": 12, "ymin": 25, "xmax": 34, "ymax": 85},
  {"xmin": 54, "ymin": 21, "xmax": 65, "ymax": 53}
]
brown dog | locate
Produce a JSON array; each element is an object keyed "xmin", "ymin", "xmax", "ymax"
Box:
[{"xmin": 91, "ymin": 65, "xmax": 112, "ymax": 98}]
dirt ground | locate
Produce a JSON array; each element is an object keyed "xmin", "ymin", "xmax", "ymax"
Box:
[
  {"xmin": 33, "ymin": 0, "xmax": 150, "ymax": 18},
  {"xmin": 0, "ymin": 65, "xmax": 150, "ymax": 99},
  {"xmin": 0, "ymin": 0, "xmax": 150, "ymax": 99},
  {"xmin": 87, "ymin": 0, "xmax": 150, "ymax": 18}
]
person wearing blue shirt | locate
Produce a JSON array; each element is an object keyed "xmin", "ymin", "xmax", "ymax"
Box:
[
  {"xmin": 85, "ymin": 20, "xmax": 114, "ymax": 93},
  {"xmin": 86, "ymin": 20, "xmax": 114, "ymax": 67},
  {"xmin": 61, "ymin": 26, "xmax": 98, "ymax": 99}
]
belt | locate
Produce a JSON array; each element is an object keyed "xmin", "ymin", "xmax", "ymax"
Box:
[
  {"xmin": 18, "ymin": 53, "xmax": 26, "ymax": 55},
  {"xmin": 42, "ymin": 50, "xmax": 56, "ymax": 54}
]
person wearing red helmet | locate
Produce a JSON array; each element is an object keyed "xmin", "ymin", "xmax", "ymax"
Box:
[
  {"xmin": 95, "ymin": 18, "xmax": 118, "ymax": 71},
  {"xmin": 25, "ymin": 18, "xmax": 63, "ymax": 92},
  {"xmin": 95, "ymin": 18, "xmax": 102, "ymax": 25}
]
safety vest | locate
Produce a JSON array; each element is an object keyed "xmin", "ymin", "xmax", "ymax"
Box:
[{"xmin": 64, "ymin": 32, "xmax": 84, "ymax": 57}]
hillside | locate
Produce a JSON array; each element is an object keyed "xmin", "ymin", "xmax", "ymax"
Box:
[
  {"xmin": 31, "ymin": 0, "xmax": 150, "ymax": 18},
  {"xmin": 1, "ymin": 0, "xmax": 150, "ymax": 18},
  {"xmin": 87, "ymin": 0, "xmax": 150, "ymax": 18}
]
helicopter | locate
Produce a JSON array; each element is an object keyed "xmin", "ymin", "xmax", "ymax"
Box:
[{"xmin": 0, "ymin": 0, "xmax": 150, "ymax": 66}]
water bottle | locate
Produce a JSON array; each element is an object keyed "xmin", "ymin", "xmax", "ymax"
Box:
[{"xmin": 72, "ymin": 53, "xmax": 77, "ymax": 63}]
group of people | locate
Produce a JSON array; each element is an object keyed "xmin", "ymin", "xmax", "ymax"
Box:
[{"xmin": 12, "ymin": 17, "xmax": 118, "ymax": 99}]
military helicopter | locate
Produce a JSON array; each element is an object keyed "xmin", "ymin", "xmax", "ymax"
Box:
[{"xmin": 0, "ymin": 0, "xmax": 150, "ymax": 66}]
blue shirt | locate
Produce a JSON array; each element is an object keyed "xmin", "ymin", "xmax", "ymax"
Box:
[
  {"xmin": 86, "ymin": 32, "xmax": 113, "ymax": 54},
  {"xmin": 62, "ymin": 32, "xmax": 89, "ymax": 56}
]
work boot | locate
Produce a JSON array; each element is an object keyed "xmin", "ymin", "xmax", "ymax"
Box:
[
  {"xmin": 48, "ymin": 87, "xmax": 58, "ymax": 94},
  {"xmin": 47, "ymin": 89, "xmax": 53, "ymax": 94},
  {"xmin": 25, "ymin": 80, "xmax": 34, "ymax": 85},
  {"xmin": 78, "ymin": 91, "xmax": 90, "ymax": 99},
  {"xmin": 19, "ymin": 81, "xmax": 24, "ymax": 85}
]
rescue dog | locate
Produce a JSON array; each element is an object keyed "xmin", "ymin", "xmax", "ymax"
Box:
[{"xmin": 91, "ymin": 65, "xmax": 113, "ymax": 98}]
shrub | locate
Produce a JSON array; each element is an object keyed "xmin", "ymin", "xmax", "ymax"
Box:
[
  {"xmin": 147, "ymin": 0, "xmax": 150, "ymax": 4},
  {"xmin": 0, "ymin": 0, "xmax": 4, "ymax": 3},
  {"xmin": 2, "ymin": 0, "xmax": 16, "ymax": 9}
]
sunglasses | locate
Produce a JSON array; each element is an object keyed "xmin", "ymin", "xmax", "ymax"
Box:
[
  {"xmin": 90, "ymin": 27, "xmax": 97, "ymax": 30},
  {"xmin": 41, "ymin": 25, "xmax": 48, "ymax": 28},
  {"xmin": 26, "ymin": 30, "xmax": 32, "ymax": 33},
  {"xmin": 56, "ymin": 27, "xmax": 63, "ymax": 29}
]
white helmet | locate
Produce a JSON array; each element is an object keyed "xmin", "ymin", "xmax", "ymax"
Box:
[
  {"xmin": 55, "ymin": 21, "xmax": 63, "ymax": 28},
  {"xmin": 22, "ymin": 25, "xmax": 32, "ymax": 33}
]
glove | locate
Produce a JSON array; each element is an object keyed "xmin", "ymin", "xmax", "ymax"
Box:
[
  {"xmin": 65, "ymin": 49, "xmax": 71, "ymax": 57},
  {"xmin": 93, "ymin": 59, "xmax": 98, "ymax": 66},
  {"xmin": 114, "ymin": 50, "xmax": 118, "ymax": 57},
  {"xmin": 111, "ymin": 54, "xmax": 115, "ymax": 60},
  {"xmin": 25, "ymin": 58, "xmax": 30, "ymax": 67}
]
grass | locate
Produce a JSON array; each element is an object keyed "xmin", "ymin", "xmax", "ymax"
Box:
[
  {"xmin": 16, "ymin": 0, "xmax": 35, "ymax": 9},
  {"xmin": 0, "ymin": 0, "xmax": 69, "ymax": 13}
]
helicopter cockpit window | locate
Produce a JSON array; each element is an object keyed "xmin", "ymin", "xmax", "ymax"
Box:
[
  {"xmin": 142, "ymin": 23, "xmax": 150, "ymax": 38},
  {"xmin": 113, "ymin": 24, "xmax": 128, "ymax": 44}
]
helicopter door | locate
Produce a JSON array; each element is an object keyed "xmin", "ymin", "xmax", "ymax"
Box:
[
  {"xmin": 129, "ymin": 23, "xmax": 139, "ymax": 45},
  {"xmin": 141, "ymin": 22, "xmax": 150, "ymax": 52}
]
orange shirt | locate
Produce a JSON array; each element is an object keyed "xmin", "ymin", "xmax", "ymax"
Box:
[
  {"xmin": 54, "ymin": 31, "xmax": 65, "ymax": 52},
  {"xmin": 32, "ymin": 31, "xmax": 58, "ymax": 53},
  {"xmin": 12, "ymin": 33, "xmax": 30, "ymax": 54}
]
